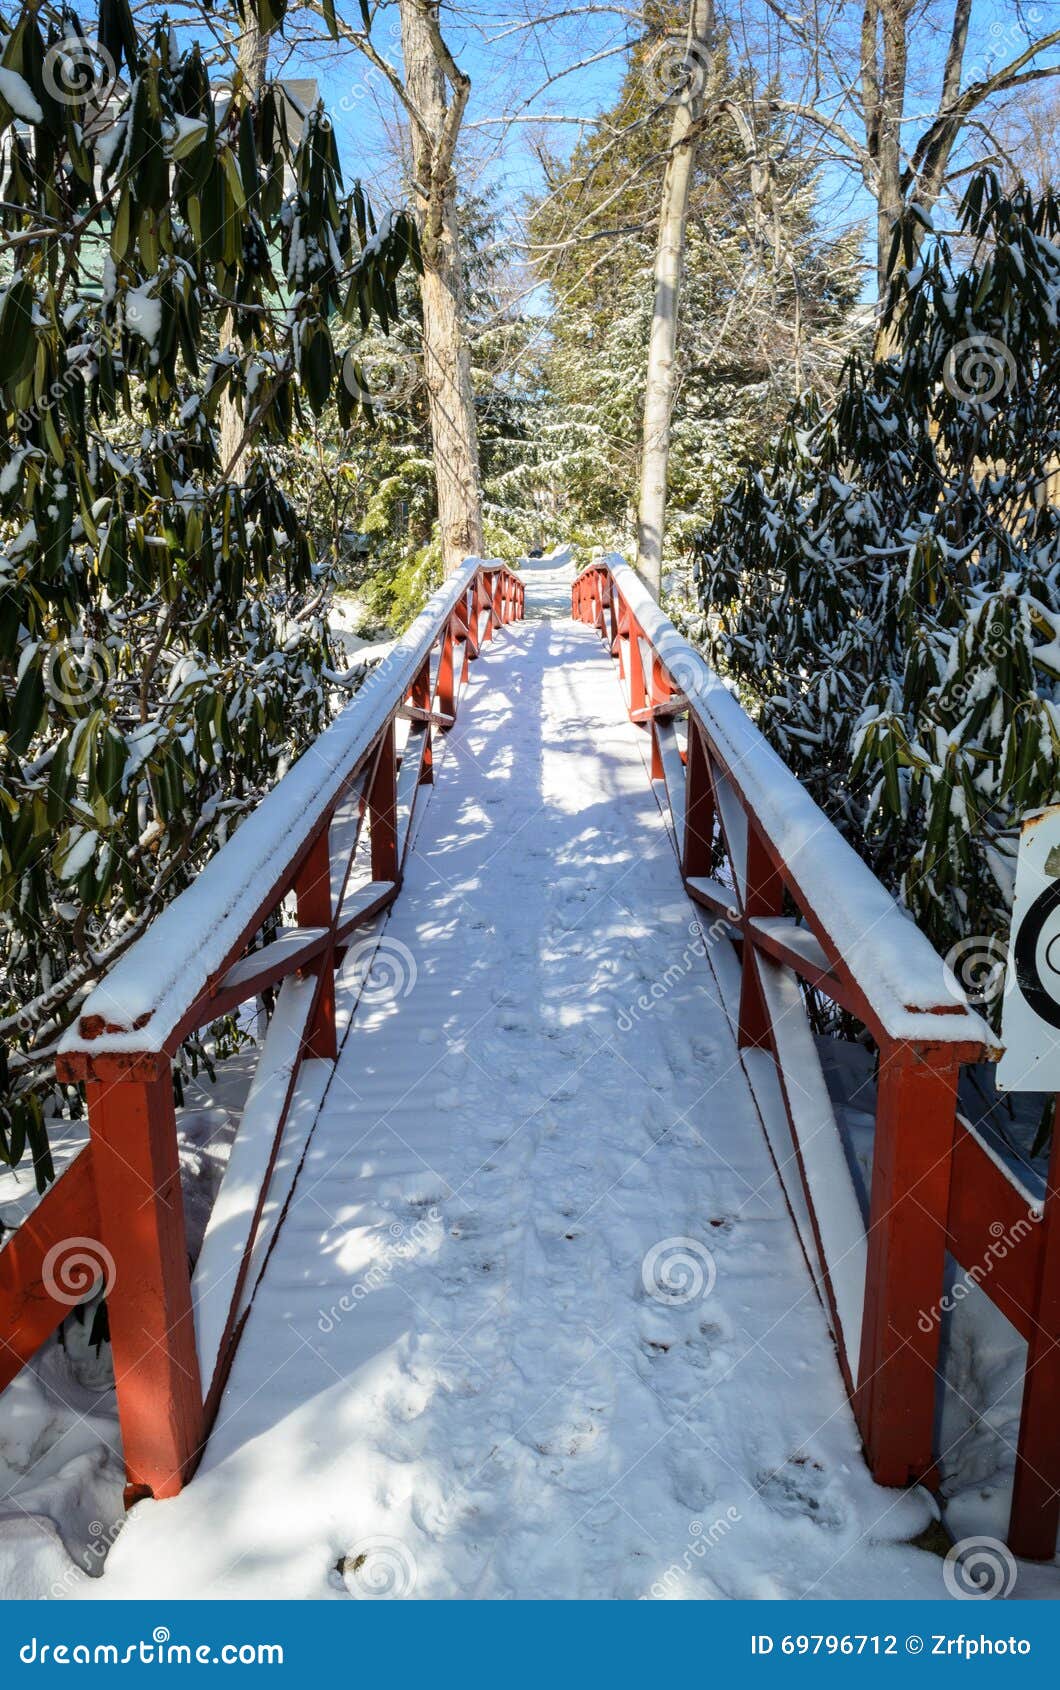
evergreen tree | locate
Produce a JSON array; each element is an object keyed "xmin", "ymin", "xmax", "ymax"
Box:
[
  {"xmin": 0, "ymin": 0, "xmax": 418, "ymax": 1178},
  {"xmin": 527, "ymin": 4, "xmax": 861, "ymax": 557},
  {"xmin": 691, "ymin": 172, "xmax": 1060, "ymax": 1026}
]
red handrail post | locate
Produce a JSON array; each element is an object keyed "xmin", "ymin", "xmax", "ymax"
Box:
[
  {"xmin": 682, "ymin": 723, "xmax": 715, "ymax": 879},
  {"xmin": 437, "ymin": 620, "xmax": 456, "ymax": 720},
  {"xmin": 460, "ymin": 586, "xmax": 474, "ymax": 682},
  {"xmin": 736, "ymin": 825, "xmax": 783, "ymax": 1049},
  {"xmin": 1008, "ymin": 1109, "xmax": 1060, "ymax": 1558},
  {"xmin": 369, "ymin": 719, "xmax": 399, "ymax": 884},
  {"xmin": 295, "ymin": 827, "xmax": 337, "ymax": 1060},
  {"xmin": 85, "ymin": 1069, "xmax": 204, "ymax": 1500},
  {"xmin": 410, "ymin": 656, "xmax": 434, "ymax": 785},
  {"xmin": 627, "ymin": 615, "xmax": 647, "ymax": 719},
  {"xmin": 649, "ymin": 655, "xmax": 671, "ymax": 779},
  {"xmin": 855, "ymin": 1041, "xmax": 962, "ymax": 1486},
  {"xmin": 477, "ymin": 572, "xmax": 493, "ymax": 646}
]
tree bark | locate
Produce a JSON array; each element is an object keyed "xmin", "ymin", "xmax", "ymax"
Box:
[
  {"xmin": 635, "ymin": 0, "xmax": 716, "ymax": 599},
  {"xmin": 399, "ymin": 1, "xmax": 483, "ymax": 575},
  {"xmin": 219, "ymin": 15, "xmax": 270, "ymax": 481}
]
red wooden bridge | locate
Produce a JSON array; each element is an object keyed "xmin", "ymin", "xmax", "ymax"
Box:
[{"xmin": 2, "ymin": 550, "xmax": 1059, "ymax": 1591}]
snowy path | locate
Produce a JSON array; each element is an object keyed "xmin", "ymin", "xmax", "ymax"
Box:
[{"xmin": 88, "ymin": 556, "xmax": 947, "ymax": 1600}]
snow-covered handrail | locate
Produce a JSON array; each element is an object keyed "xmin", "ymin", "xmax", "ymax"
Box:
[
  {"xmin": 575, "ymin": 555, "xmax": 991, "ymax": 1049},
  {"xmin": 59, "ymin": 558, "xmax": 521, "ymax": 1064},
  {"xmin": 571, "ymin": 554, "xmax": 1037, "ymax": 1542},
  {"xmin": 0, "ymin": 556, "xmax": 525, "ymax": 1505}
]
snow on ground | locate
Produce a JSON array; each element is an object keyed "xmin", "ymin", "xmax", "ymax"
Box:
[
  {"xmin": 0, "ymin": 1054, "xmax": 254, "ymax": 1597},
  {"xmin": 74, "ymin": 550, "xmax": 961, "ymax": 1601},
  {"xmin": 328, "ymin": 591, "xmax": 393, "ymax": 665},
  {"xmin": 818, "ymin": 1038, "xmax": 1055, "ymax": 1567}
]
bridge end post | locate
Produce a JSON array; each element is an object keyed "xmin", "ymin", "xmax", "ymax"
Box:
[
  {"xmin": 854, "ymin": 1040, "xmax": 961, "ymax": 1487},
  {"xmin": 84, "ymin": 1068, "xmax": 204, "ymax": 1501}
]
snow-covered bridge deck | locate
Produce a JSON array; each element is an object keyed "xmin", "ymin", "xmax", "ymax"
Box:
[
  {"xmin": 7, "ymin": 551, "xmax": 1060, "ymax": 1595},
  {"xmin": 69, "ymin": 556, "xmax": 948, "ymax": 1597}
]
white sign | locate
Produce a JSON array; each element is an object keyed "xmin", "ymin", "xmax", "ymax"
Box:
[{"xmin": 998, "ymin": 802, "xmax": 1060, "ymax": 1091}]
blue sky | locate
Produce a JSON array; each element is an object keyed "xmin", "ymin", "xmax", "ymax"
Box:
[{"xmin": 267, "ymin": 0, "xmax": 1060, "ymax": 286}]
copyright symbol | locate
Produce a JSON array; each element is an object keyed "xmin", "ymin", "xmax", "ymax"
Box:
[{"xmin": 905, "ymin": 1635, "xmax": 924, "ymax": 1654}]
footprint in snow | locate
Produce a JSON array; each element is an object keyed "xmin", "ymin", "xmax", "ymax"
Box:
[{"xmin": 754, "ymin": 1454, "xmax": 845, "ymax": 1531}]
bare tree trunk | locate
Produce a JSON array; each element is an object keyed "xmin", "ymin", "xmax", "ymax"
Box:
[
  {"xmin": 399, "ymin": 1, "xmax": 483, "ymax": 574},
  {"xmin": 220, "ymin": 15, "xmax": 270, "ymax": 480},
  {"xmin": 860, "ymin": 0, "xmax": 909, "ymax": 353},
  {"xmin": 635, "ymin": 0, "xmax": 716, "ymax": 598}
]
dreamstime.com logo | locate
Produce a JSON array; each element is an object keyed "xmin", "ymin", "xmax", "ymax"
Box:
[
  {"xmin": 943, "ymin": 1535, "xmax": 1018, "ymax": 1600},
  {"xmin": 13, "ymin": 314, "xmax": 126, "ymax": 439},
  {"xmin": 18, "ymin": 1628, "xmax": 284, "ymax": 1666},
  {"xmin": 943, "ymin": 336, "xmax": 1017, "ymax": 408},
  {"xmin": 42, "ymin": 1237, "xmax": 117, "ymax": 1307},
  {"xmin": 617, "ymin": 914, "xmax": 737, "ymax": 1032},
  {"xmin": 42, "ymin": 35, "xmax": 118, "ymax": 107},
  {"xmin": 341, "ymin": 346, "xmax": 419, "ymax": 413},
  {"xmin": 643, "ymin": 33, "xmax": 712, "ymax": 106},
  {"xmin": 48, "ymin": 1519, "xmax": 124, "ymax": 1599},
  {"xmin": 337, "ymin": 1537, "xmax": 417, "ymax": 1598},
  {"xmin": 317, "ymin": 1207, "xmax": 442, "ymax": 1331},
  {"xmin": 917, "ymin": 1209, "xmax": 1040, "ymax": 1333},
  {"xmin": 642, "ymin": 1236, "xmax": 716, "ymax": 1306},
  {"xmin": 642, "ymin": 1508, "xmax": 743, "ymax": 1598},
  {"xmin": 944, "ymin": 934, "xmax": 1010, "ymax": 1009},
  {"xmin": 345, "ymin": 935, "xmax": 418, "ymax": 1005},
  {"xmin": 42, "ymin": 638, "xmax": 114, "ymax": 711}
]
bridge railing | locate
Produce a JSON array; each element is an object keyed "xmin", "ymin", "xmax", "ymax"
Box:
[
  {"xmin": 0, "ymin": 557, "xmax": 524, "ymax": 1504},
  {"xmin": 574, "ymin": 554, "xmax": 1060, "ymax": 1560}
]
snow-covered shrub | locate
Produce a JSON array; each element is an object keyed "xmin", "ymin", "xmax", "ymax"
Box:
[
  {"xmin": 690, "ymin": 172, "xmax": 1060, "ymax": 1017},
  {"xmin": 0, "ymin": 2, "xmax": 419, "ymax": 1178}
]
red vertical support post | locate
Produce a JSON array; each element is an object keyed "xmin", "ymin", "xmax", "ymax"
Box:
[
  {"xmin": 85, "ymin": 1070, "xmax": 204, "ymax": 1500},
  {"xmin": 855, "ymin": 1042, "xmax": 962, "ymax": 1487},
  {"xmin": 492, "ymin": 570, "xmax": 503, "ymax": 629},
  {"xmin": 736, "ymin": 824, "xmax": 783, "ymax": 1049},
  {"xmin": 410, "ymin": 656, "xmax": 434, "ymax": 786},
  {"xmin": 650, "ymin": 722, "xmax": 664, "ymax": 780},
  {"xmin": 437, "ymin": 619, "xmax": 456, "ymax": 720},
  {"xmin": 369, "ymin": 719, "xmax": 399, "ymax": 886},
  {"xmin": 295, "ymin": 826, "xmax": 337, "ymax": 1060},
  {"xmin": 682, "ymin": 723, "xmax": 716, "ymax": 879},
  {"xmin": 479, "ymin": 571, "xmax": 494, "ymax": 645},
  {"xmin": 614, "ymin": 602, "xmax": 628, "ymax": 683},
  {"xmin": 1009, "ymin": 1105, "xmax": 1060, "ymax": 1559},
  {"xmin": 649, "ymin": 655, "xmax": 671, "ymax": 779},
  {"xmin": 460, "ymin": 587, "xmax": 472, "ymax": 685},
  {"xmin": 462, "ymin": 583, "xmax": 475, "ymax": 658},
  {"xmin": 627, "ymin": 615, "xmax": 647, "ymax": 719}
]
